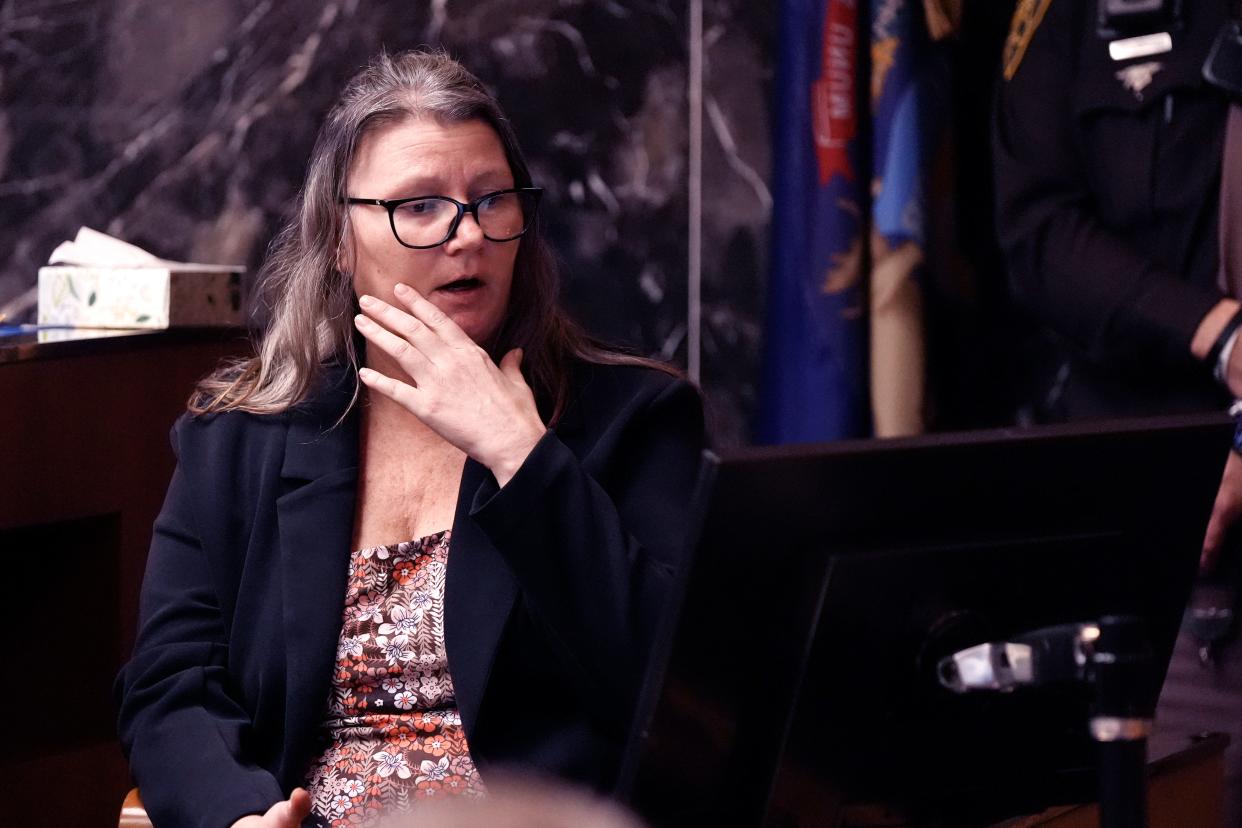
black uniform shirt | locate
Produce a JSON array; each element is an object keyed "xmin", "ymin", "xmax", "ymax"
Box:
[{"xmin": 994, "ymin": 0, "xmax": 1231, "ymax": 417}]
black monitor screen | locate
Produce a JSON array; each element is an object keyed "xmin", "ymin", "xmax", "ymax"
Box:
[{"xmin": 622, "ymin": 414, "xmax": 1231, "ymax": 826}]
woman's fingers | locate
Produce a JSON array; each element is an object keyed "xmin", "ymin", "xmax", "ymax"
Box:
[
  {"xmin": 286, "ymin": 789, "xmax": 312, "ymax": 825},
  {"xmin": 357, "ymin": 294, "xmax": 447, "ymax": 362},
  {"xmin": 393, "ymin": 282, "xmax": 475, "ymax": 347},
  {"xmin": 354, "ymin": 314, "xmax": 434, "ymax": 381},
  {"xmin": 251, "ymin": 788, "xmax": 311, "ymax": 828},
  {"xmin": 359, "ymin": 366, "xmax": 422, "ymax": 413},
  {"xmin": 498, "ymin": 347, "xmax": 525, "ymax": 385}
]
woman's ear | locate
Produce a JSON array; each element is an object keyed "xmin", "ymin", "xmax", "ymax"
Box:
[{"xmin": 336, "ymin": 225, "xmax": 355, "ymax": 275}]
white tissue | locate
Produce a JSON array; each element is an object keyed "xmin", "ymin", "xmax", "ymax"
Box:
[{"xmin": 47, "ymin": 227, "xmax": 164, "ymax": 268}]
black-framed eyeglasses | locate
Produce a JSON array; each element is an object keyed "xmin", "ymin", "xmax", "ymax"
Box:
[{"xmin": 343, "ymin": 187, "xmax": 543, "ymax": 249}]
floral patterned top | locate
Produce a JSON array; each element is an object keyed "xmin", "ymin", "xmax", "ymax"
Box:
[{"xmin": 304, "ymin": 530, "xmax": 485, "ymax": 826}]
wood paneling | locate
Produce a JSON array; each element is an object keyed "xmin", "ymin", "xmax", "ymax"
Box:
[{"xmin": 0, "ymin": 330, "xmax": 248, "ymax": 828}]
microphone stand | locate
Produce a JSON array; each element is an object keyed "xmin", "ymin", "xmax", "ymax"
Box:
[{"xmin": 937, "ymin": 615, "xmax": 1153, "ymax": 828}]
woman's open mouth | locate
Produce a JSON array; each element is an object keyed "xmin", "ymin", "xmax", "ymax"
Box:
[{"xmin": 435, "ymin": 276, "xmax": 483, "ymax": 294}]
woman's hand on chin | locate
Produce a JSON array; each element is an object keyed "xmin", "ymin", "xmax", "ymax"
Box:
[
  {"xmin": 353, "ymin": 283, "xmax": 547, "ymax": 487},
  {"xmin": 231, "ymin": 788, "xmax": 311, "ymax": 828}
]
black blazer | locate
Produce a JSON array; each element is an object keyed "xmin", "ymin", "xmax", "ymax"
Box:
[{"xmin": 116, "ymin": 361, "xmax": 705, "ymax": 828}]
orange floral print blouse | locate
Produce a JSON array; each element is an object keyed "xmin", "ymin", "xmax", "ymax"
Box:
[{"xmin": 304, "ymin": 530, "xmax": 485, "ymax": 826}]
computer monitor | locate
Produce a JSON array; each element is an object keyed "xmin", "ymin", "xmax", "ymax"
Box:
[{"xmin": 621, "ymin": 413, "xmax": 1232, "ymax": 825}]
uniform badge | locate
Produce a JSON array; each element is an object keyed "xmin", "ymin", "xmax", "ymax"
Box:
[
  {"xmin": 1108, "ymin": 32, "xmax": 1173, "ymax": 62},
  {"xmin": 1115, "ymin": 61, "xmax": 1163, "ymax": 100},
  {"xmin": 1003, "ymin": 0, "xmax": 1053, "ymax": 81}
]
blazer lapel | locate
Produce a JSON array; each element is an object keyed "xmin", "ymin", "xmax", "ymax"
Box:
[
  {"xmin": 445, "ymin": 368, "xmax": 591, "ymax": 737},
  {"xmin": 445, "ymin": 457, "xmax": 520, "ymax": 738},
  {"xmin": 275, "ymin": 367, "xmax": 360, "ymax": 776},
  {"xmin": 445, "ymin": 369, "xmax": 595, "ymax": 735}
]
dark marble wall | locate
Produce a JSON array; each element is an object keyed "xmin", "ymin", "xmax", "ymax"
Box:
[
  {"xmin": 0, "ymin": 0, "xmax": 773, "ymax": 447},
  {"xmin": 700, "ymin": 1, "xmax": 775, "ymax": 446}
]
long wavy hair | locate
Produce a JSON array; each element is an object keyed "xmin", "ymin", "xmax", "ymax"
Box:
[{"xmin": 192, "ymin": 49, "xmax": 673, "ymax": 423}]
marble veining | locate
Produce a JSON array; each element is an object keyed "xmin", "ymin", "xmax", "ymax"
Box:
[{"xmin": 0, "ymin": 0, "xmax": 775, "ymax": 447}]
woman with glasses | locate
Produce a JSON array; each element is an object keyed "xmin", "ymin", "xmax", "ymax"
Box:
[{"xmin": 116, "ymin": 50, "xmax": 704, "ymax": 828}]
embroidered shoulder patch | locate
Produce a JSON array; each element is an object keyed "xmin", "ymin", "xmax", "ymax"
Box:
[{"xmin": 1003, "ymin": 0, "xmax": 1054, "ymax": 81}]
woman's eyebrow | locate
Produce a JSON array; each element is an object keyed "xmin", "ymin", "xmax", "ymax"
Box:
[
  {"xmin": 378, "ymin": 170, "xmax": 514, "ymax": 198},
  {"xmin": 381, "ymin": 173, "xmax": 441, "ymax": 196},
  {"xmin": 470, "ymin": 169, "xmax": 515, "ymax": 185},
  {"xmin": 380, "ymin": 166, "xmax": 511, "ymax": 189}
]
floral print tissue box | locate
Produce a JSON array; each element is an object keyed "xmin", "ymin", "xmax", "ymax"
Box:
[{"xmin": 37, "ymin": 264, "xmax": 243, "ymax": 328}]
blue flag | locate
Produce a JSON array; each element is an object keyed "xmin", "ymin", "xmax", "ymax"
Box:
[
  {"xmin": 756, "ymin": 0, "xmax": 869, "ymax": 445},
  {"xmin": 757, "ymin": 0, "xmax": 945, "ymax": 443}
]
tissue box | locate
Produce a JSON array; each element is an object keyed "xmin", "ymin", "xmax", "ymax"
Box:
[{"xmin": 37, "ymin": 264, "xmax": 243, "ymax": 329}]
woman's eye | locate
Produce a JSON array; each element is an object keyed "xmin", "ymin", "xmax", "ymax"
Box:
[
  {"xmin": 479, "ymin": 193, "xmax": 511, "ymax": 211},
  {"xmin": 397, "ymin": 199, "xmax": 450, "ymax": 220}
]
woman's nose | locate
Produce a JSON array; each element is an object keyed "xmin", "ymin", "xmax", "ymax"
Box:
[{"xmin": 444, "ymin": 210, "xmax": 486, "ymax": 251}]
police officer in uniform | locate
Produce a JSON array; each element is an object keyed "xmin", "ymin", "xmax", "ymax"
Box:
[
  {"xmin": 994, "ymin": 1, "xmax": 1242, "ymax": 820},
  {"xmin": 995, "ymin": 0, "xmax": 1237, "ymax": 419}
]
